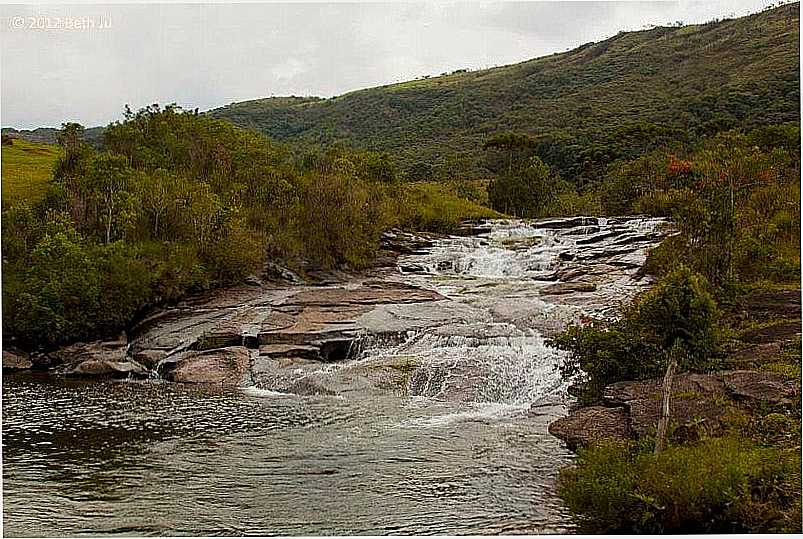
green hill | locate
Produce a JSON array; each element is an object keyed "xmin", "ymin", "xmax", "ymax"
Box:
[
  {"xmin": 210, "ymin": 3, "xmax": 800, "ymax": 181},
  {"xmin": 1, "ymin": 138, "xmax": 63, "ymax": 206}
]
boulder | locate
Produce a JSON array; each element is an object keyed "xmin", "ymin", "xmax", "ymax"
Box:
[
  {"xmin": 263, "ymin": 261, "xmax": 303, "ymax": 284},
  {"xmin": 542, "ymin": 281, "xmax": 597, "ymax": 295},
  {"xmin": 2, "ymin": 349, "xmax": 32, "ymax": 372},
  {"xmin": 721, "ymin": 370, "xmax": 799, "ymax": 405},
  {"xmin": 66, "ymin": 359, "xmax": 148, "ymax": 379},
  {"xmin": 132, "ymin": 349, "xmax": 167, "ymax": 370},
  {"xmin": 165, "ymin": 346, "xmax": 251, "ymax": 386},
  {"xmin": 547, "ymin": 406, "xmax": 630, "ymax": 450}
]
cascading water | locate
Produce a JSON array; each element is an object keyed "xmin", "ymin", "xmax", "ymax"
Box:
[
  {"xmin": 2, "ymin": 215, "xmax": 669, "ymax": 536},
  {"xmin": 343, "ymin": 216, "xmax": 667, "ymax": 416}
]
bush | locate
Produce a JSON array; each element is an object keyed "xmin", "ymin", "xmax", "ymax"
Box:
[
  {"xmin": 553, "ymin": 266, "xmax": 720, "ymax": 402},
  {"xmin": 629, "ymin": 265, "xmax": 721, "ymax": 364},
  {"xmin": 200, "ymin": 218, "xmax": 264, "ymax": 285},
  {"xmin": 398, "ymin": 181, "xmax": 499, "ymax": 233},
  {"xmin": 488, "ymin": 156, "xmax": 560, "ymax": 217},
  {"xmin": 296, "ymin": 172, "xmax": 385, "ymax": 268},
  {"xmin": 559, "ymin": 438, "xmax": 802, "ymax": 533}
]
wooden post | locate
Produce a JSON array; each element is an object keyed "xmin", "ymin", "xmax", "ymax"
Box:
[{"xmin": 654, "ymin": 357, "xmax": 678, "ymax": 455}]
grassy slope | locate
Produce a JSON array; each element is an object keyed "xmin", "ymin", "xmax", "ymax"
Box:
[
  {"xmin": 210, "ymin": 4, "xmax": 800, "ymax": 172},
  {"xmin": 1, "ymin": 139, "xmax": 62, "ymax": 206}
]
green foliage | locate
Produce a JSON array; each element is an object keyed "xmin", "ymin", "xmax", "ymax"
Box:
[
  {"xmin": 553, "ymin": 266, "xmax": 721, "ymax": 403},
  {"xmin": 295, "ymin": 171, "xmax": 384, "ymax": 268},
  {"xmin": 623, "ymin": 127, "xmax": 802, "ymax": 289},
  {"xmin": 398, "ymin": 182, "xmax": 501, "ymax": 233},
  {"xmin": 2, "ymin": 217, "xmax": 153, "ymax": 347},
  {"xmin": 487, "ymin": 156, "xmax": 563, "ymax": 217},
  {"xmin": 559, "ymin": 438, "xmax": 801, "ymax": 533},
  {"xmin": 1, "ymin": 139, "xmax": 63, "ymax": 205},
  {"xmin": 3, "ymin": 104, "xmax": 502, "ymax": 350},
  {"xmin": 630, "ymin": 266, "xmax": 721, "ymax": 360}
]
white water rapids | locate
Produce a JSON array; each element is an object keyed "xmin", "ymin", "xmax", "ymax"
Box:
[
  {"xmin": 2, "ymin": 216, "xmax": 668, "ymax": 535},
  {"xmin": 334, "ymin": 216, "xmax": 667, "ymax": 416}
]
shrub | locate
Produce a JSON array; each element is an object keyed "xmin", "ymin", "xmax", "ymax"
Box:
[
  {"xmin": 488, "ymin": 156, "xmax": 560, "ymax": 217},
  {"xmin": 559, "ymin": 438, "xmax": 802, "ymax": 533},
  {"xmin": 553, "ymin": 266, "xmax": 720, "ymax": 402},
  {"xmin": 398, "ymin": 181, "xmax": 499, "ymax": 233},
  {"xmin": 296, "ymin": 172, "xmax": 384, "ymax": 268},
  {"xmin": 628, "ymin": 265, "xmax": 721, "ymax": 365},
  {"xmin": 200, "ymin": 218, "xmax": 264, "ymax": 285}
]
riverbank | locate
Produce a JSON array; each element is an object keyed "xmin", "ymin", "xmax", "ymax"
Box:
[
  {"xmin": 3, "ymin": 216, "xmax": 668, "ymax": 394},
  {"xmin": 548, "ymin": 278, "xmax": 801, "ymax": 533}
]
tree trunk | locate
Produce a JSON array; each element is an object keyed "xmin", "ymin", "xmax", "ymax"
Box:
[
  {"xmin": 654, "ymin": 357, "xmax": 678, "ymax": 454},
  {"xmin": 106, "ymin": 208, "xmax": 113, "ymax": 244}
]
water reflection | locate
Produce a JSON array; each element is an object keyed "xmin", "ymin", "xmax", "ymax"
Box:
[{"xmin": 3, "ymin": 373, "xmax": 574, "ymax": 536}]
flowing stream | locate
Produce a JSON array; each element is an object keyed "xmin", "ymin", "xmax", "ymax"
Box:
[{"xmin": 2, "ymin": 217, "xmax": 666, "ymax": 536}]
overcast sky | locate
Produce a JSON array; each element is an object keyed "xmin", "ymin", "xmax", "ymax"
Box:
[{"xmin": 0, "ymin": 1, "xmax": 783, "ymax": 129}]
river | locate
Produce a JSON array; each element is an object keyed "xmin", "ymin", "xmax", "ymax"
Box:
[{"xmin": 2, "ymin": 217, "xmax": 666, "ymax": 536}]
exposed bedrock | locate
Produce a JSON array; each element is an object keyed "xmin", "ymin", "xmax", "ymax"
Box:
[
  {"xmin": 11, "ymin": 216, "xmax": 672, "ymax": 398},
  {"xmin": 548, "ymin": 370, "xmax": 800, "ymax": 450}
]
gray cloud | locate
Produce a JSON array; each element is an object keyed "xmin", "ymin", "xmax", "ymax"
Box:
[{"xmin": 0, "ymin": 1, "xmax": 778, "ymax": 129}]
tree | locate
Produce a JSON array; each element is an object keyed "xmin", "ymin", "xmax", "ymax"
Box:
[
  {"xmin": 484, "ymin": 132, "xmax": 539, "ymax": 176},
  {"xmin": 56, "ymin": 122, "xmax": 85, "ymax": 162},
  {"xmin": 137, "ymin": 169, "xmax": 180, "ymax": 239},
  {"xmin": 81, "ymin": 154, "xmax": 135, "ymax": 244},
  {"xmin": 488, "ymin": 156, "xmax": 560, "ymax": 217}
]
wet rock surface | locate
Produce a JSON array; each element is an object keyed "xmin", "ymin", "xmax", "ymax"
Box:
[
  {"xmin": 36, "ymin": 216, "xmax": 670, "ymax": 397},
  {"xmin": 547, "ymin": 406, "xmax": 630, "ymax": 450},
  {"xmin": 2, "ymin": 349, "xmax": 32, "ymax": 372},
  {"xmin": 550, "ymin": 370, "xmax": 800, "ymax": 449}
]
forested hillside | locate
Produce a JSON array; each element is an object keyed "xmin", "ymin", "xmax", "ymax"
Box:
[{"xmin": 210, "ymin": 3, "xmax": 799, "ymax": 183}]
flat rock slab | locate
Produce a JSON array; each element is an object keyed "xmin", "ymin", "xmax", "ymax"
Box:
[
  {"xmin": 48, "ymin": 336, "xmax": 128, "ymax": 367},
  {"xmin": 356, "ymin": 300, "xmax": 490, "ymax": 335},
  {"xmin": 66, "ymin": 359, "xmax": 148, "ymax": 379},
  {"xmin": 165, "ymin": 346, "xmax": 251, "ymax": 386},
  {"xmin": 3, "ymin": 349, "xmax": 32, "ymax": 372},
  {"xmin": 552, "ymin": 370, "xmax": 799, "ymax": 450},
  {"xmin": 721, "ymin": 370, "xmax": 800, "ymax": 405},
  {"xmin": 547, "ymin": 406, "xmax": 630, "ymax": 450},
  {"xmin": 737, "ymin": 289, "xmax": 801, "ymax": 320},
  {"xmin": 542, "ymin": 281, "xmax": 597, "ymax": 295},
  {"xmin": 739, "ymin": 321, "xmax": 801, "ymax": 344},
  {"xmin": 284, "ymin": 284, "xmax": 443, "ymax": 308},
  {"xmin": 259, "ymin": 343, "xmax": 321, "ymax": 359}
]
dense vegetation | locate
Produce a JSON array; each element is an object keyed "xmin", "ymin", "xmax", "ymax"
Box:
[
  {"xmin": 559, "ymin": 437, "xmax": 800, "ymax": 533},
  {"xmin": 549, "ymin": 121, "xmax": 800, "ymax": 532},
  {"xmin": 1, "ymin": 106, "xmax": 496, "ymax": 350},
  {"xmin": 210, "ymin": 4, "xmax": 799, "ymax": 184}
]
